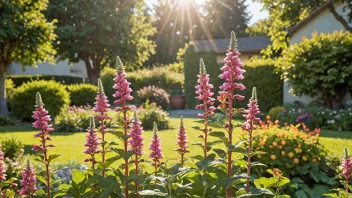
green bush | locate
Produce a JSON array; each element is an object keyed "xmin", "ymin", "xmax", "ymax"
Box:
[
  {"xmin": 1, "ymin": 137, "xmax": 24, "ymax": 159},
  {"xmin": 10, "ymin": 80, "xmax": 70, "ymax": 120},
  {"xmin": 136, "ymin": 86, "xmax": 170, "ymax": 109},
  {"xmin": 67, "ymin": 84, "xmax": 98, "ymax": 106},
  {"xmin": 268, "ymin": 106, "xmax": 285, "ymax": 121},
  {"xmin": 101, "ymin": 67, "xmax": 183, "ymax": 101},
  {"xmin": 7, "ymin": 75, "xmax": 85, "ymax": 87},
  {"xmin": 5, "ymin": 79, "xmax": 15, "ymax": 100},
  {"xmin": 0, "ymin": 115, "xmax": 15, "ymax": 126},
  {"xmin": 184, "ymin": 45, "xmax": 219, "ymax": 109},
  {"xmin": 277, "ymin": 31, "xmax": 352, "ymax": 108},
  {"xmin": 137, "ymin": 102, "xmax": 170, "ymax": 130}
]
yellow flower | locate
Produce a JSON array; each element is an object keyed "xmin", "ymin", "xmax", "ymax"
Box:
[
  {"xmin": 302, "ymin": 156, "xmax": 308, "ymax": 161},
  {"xmin": 266, "ymin": 115, "xmax": 270, "ymax": 120},
  {"xmin": 278, "ymin": 145, "xmax": 282, "ymax": 150},
  {"xmin": 312, "ymin": 158, "xmax": 317, "ymax": 163},
  {"xmin": 295, "ymin": 148, "xmax": 302, "ymax": 153},
  {"xmin": 288, "ymin": 152, "xmax": 294, "ymax": 158},
  {"xmin": 269, "ymin": 145, "xmax": 273, "ymax": 149},
  {"xmin": 294, "ymin": 158, "xmax": 299, "ymax": 164},
  {"xmin": 271, "ymin": 155, "xmax": 276, "ymax": 160},
  {"xmin": 281, "ymin": 140, "xmax": 286, "ymax": 145},
  {"xmin": 281, "ymin": 151, "xmax": 286, "ymax": 156},
  {"xmin": 273, "ymin": 142, "xmax": 278, "ymax": 146}
]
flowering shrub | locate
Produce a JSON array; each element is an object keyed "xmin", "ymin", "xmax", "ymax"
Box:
[
  {"xmin": 67, "ymin": 83, "xmax": 97, "ymax": 106},
  {"xmin": 137, "ymin": 101, "xmax": 170, "ymax": 130},
  {"xmin": 54, "ymin": 105, "xmax": 94, "ymax": 132},
  {"xmin": 136, "ymin": 85, "xmax": 170, "ymax": 109},
  {"xmin": 271, "ymin": 103, "xmax": 352, "ymax": 131},
  {"xmin": 242, "ymin": 120, "xmax": 338, "ymax": 196}
]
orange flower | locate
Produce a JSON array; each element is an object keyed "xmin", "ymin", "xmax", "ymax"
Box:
[
  {"xmin": 266, "ymin": 115, "xmax": 270, "ymax": 120},
  {"xmin": 294, "ymin": 158, "xmax": 299, "ymax": 164},
  {"xmin": 272, "ymin": 142, "xmax": 278, "ymax": 147},
  {"xmin": 281, "ymin": 151, "xmax": 286, "ymax": 156},
  {"xmin": 281, "ymin": 140, "xmax": 286, "ymax": 146},
  {"xmin": 271, "ymin": 155, "xmax": 276, "ymax": 160},
  {"xmin": 273, "ymin": 168, "xmax": 283, "ymax": 178},
  {"xmin": 312, "ymin": 158, "xmax": 317, "ymax": 163},
  {"xmin": 288, "ymin": 152, "xmax": 294, "ymax": 158},
  {"xmin": 302, "ymin": 156, "xmax": 308, "ymax": 161}
]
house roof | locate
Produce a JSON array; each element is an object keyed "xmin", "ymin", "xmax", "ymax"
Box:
[
  {"xmin": 289, "ymin": 0, "xmax": 333, "ymax": 35},
  {"xmin": 192, "ymin": 36, "xmax": 271, "ymax": 53}
]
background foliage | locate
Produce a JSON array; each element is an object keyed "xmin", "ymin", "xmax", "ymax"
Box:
[{"xmin": 67, "ymin": 84, "xmax": 97, "ymax": 106}]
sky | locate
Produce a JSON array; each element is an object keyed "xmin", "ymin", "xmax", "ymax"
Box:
[{"xmin": 144, "ymin": 0, "xmax": 269, "ymax": 25}]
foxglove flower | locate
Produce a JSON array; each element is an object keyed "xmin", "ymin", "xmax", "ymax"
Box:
[
  {"xmin": 84, "ymin": 117, "xmax": 100, "ymax": 168},
  {"xmin": 18, "ymin": 160, "xmax": 37, "ymax": 196},
  {"xmin": 149, "ymin": 122, "xmax": 164, "ymax": 169},
  {"xmin": 129, "ymin": 110, "xmax": 144, "ymax": 156},
  {"xmin": 242, "ymin": 87, "xmax": 261, "ymax": 131},
  {"xmin": 218, "ymin": 31, "xmax": 246, "ymax": 105},
  {"xmin": 195, "ymin": 59, "xmax": 216, "ymax": 118},
  {"xmin": 94, "ymin": 79, "xmax": 111, "ymax": 121},
  {"xmin": 113, "ymin": 56, "xmax": 134, "ymax": 112},
  {"xmin": 0, "ymin": 148, "xmax": 6, "ymax": 181},
  {"xmin": 32, "ymin": 93, "xmax": 55, "ymax": 151},
  {"xmin": 341, "ymin": 148, "xmax": 352, "ymax": 179},
  {"xmin": 176, "ymin": 116, "xmax": 189, "ymax": 154}
]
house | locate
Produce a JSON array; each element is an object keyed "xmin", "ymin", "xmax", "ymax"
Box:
[
  {"xmin": 191, "ymin": 36, "xmax": 271, "ymax": 63},
  {"xmin": 8, "ymin": 60, "xmax": 88, "ymax": 78},
  {"xmin": 284, "ymin": 0, "xmax": 352, "ymax": 104}
]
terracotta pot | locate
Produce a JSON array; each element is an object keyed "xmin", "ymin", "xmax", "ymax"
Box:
[{"xmin": 170, "ymin": 95, "xmax": 185, "ymax": 109}]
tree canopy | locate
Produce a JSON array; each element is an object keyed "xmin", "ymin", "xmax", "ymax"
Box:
[
  {"xmin": 0, "ymin": 0, "xmax": 56, "ymax": 115},
  {"xmin": 46, "ymin": 0, "xmax": 156, "ymax": 83}
]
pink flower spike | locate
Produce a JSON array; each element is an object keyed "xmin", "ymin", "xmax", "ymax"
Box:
[
  {"xmin": 18, "ymin": 160, "xmax": 37, "ymax": 196},
  {"xmin": 341, "ymin": 148, "xmax": 352, "ymax": 179},
  {"xmin": 113, "ymin": 56, "xmax": 134, "ymax": 111},
  {"xmin": 83, "ymin": 117, "xmax": 100, "ymax": 168},
  {"xmin": 149, "ymin": 122, "xmax": 164, "ymax": 166},
  {"xmin": 128, "ymin": 110, "xmax": 144, "ymax": 156},
  {"xmin": 242, "ymin": 87, "xmax": 261, "ymax": 131},
  {"xmin": 176, "ymin": 116, "xmax": 189, "ymax": 154},
  {"xmin": 94, "ymin": 79, "xmax": 111, "ymax": 121},
  {"xmin": 0, "ymin": 148, "xmax": 6, "ymax": 181}
]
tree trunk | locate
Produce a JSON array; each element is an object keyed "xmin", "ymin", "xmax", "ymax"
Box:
[
  {"xmin": 0, "ymin": 71, "xmax": 9, "ymax": 115},
  {"xmin": 82, "ymin": 55, "xmax": 101, "ymax": 85}
]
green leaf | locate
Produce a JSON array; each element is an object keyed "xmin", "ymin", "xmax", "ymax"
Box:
[
  {"xmin": 294, "ymin": 190, "xmax": 308, "ymax": 198},
  {"xmin": 238, "ymin": 187, "xmax": 275, "ymax": 197},
  {"xmin": 48, "ymin": 154, "xmax": 60, "ymax": 164},
  {"xmin": 191, "ymin": 126, "xmax": 204, "ymax": 131},
  {"xmin": 278, "ymin": 178, "xmax": 290, "ymax": 187},
  {"xmin": 72, "ymin": 169, "xmax": 86, "ymax": 185},
  {"xmin": 254, "ymin": 177, "xmax": 277, "ymax": 188}
]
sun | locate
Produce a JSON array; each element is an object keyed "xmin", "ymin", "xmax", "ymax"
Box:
[{"xmin": 177, "ymin": 0, "xmax": 206, "ymax": 5}]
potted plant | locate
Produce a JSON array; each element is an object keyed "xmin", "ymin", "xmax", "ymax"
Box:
[{"xmin": 170, "ymin": 90, "xmax": 185, "ymax": 109}]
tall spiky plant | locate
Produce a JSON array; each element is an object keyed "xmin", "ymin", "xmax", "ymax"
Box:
[
  {"xmin": 242, "ymin": 87, "xmax": 260, "ymax": 192},
  {"xmin": 83, "ymin": 117, "xmax": 100, "ymax": 169},
  {"xmin": 195, "ymin": 59, "xmax": 215, "ymax": 158},
  {"xmin": 149, "ymin": 122, "xmax": 164, "ymax": 176},
  {"xmin": 113, "ymin": 56, "xmax": 134, "ymax": 197},
  {"xmin": 176, "ymin": 116, "xmax": 189, "ymax": 167},
  {"xmin": 218, "ymin": 32, "xmax": 246, "ymax": 197},
  {"xmin": 341, "ymin": 148, "xmax": 352, "ymax": 197}
]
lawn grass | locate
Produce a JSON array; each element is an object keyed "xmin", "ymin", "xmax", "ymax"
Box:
[{"xmin": 0, "ymin": 118, "xmax": 350, "ymax": 168}]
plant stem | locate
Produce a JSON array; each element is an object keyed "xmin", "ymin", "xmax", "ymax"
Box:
[
  {"xmin": 154, "ymin": 159, "xmax": 158, "ymax": 176},
  {"xmin": 135, "ymin": 155, "xmax": 139, "ymax": 198},
  {"xmin": 203, "ymin": 98, "xmax": 209, "ymax": 159},
  {"xmin": 123, "ymin": 102, "xmax": 129, "ymax": 198},
  {"xmin": 42, "ymin": 134, "xmax": 51, "ymax": 198},
  {"xmin": 246, "ymin": 121, "xmax": 253, "ymax": 193},
  {"xmin": 226, "ymin": 87, "xmax": 234, "ymax": 198},
  {"xmin": 346, "ymin": 176, "xmax": 349, "ymax": 198},
  {"xmin": 101, "ymin": 119, "xmax": 106, "ymax": 176},
  {"xmin": 181, "ymin": 153, "xmax": 184, "ymax": 168}
]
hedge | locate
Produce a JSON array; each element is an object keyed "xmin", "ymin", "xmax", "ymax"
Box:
[
  {"xmin": 10, "ymin": 80, "xmax": 70, "ymax": 120},
  {"xmin": 184, "ymin": 45, "xmax": 283, "ymax": 112},
  {"xmin": 7, "ymin": 75, "xmax": 85, "ymax": 87},
  {"xmin": 184, "ymin": 45, "xmax": 219, "ymax": 109},
  {"xmin": 101, "ymin": 67, "xmax": 184, "ymax": 102},
  {"xmin": 67, "ymin": 84, "xmax": 98, "ymax": 106}
]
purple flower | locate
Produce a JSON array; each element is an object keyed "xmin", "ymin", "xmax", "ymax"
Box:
[
  {"xmin": 128, "ymin": 110, "xmax": 144, "ymax": 156},
  {"xmin": 298, "ymin": 109, "xmax": 302, "ymax": 114},
  {"xmin": 0, "ymin": 148, "xmax": 6, "ymax": 181},
  {"xmin": 195, "ymin": 59, "xmax": 216, "ymax": 119},
  {"xmin": 176, "ymin": 116, "xmax": 189, "ymax": 154},
  {"xmin": 18, "ymin": 160, "xmax": 37, "ymax": 196},
  {"xmin": 341, "ymin": 148, "xmax": 352, "ymax": 179},
  {"xmin": 282, "ymin": 109, "xmax": 287, "ymax": 113},
  {"xmin": 94, "ymin": 79, "xmax": 111, "ymax": 121},
  {"xmin": 32, "ymin": 93, "xmax": 55, "ymax": 151},
  {"xmin": 218, "ymin": 32, "xmax": 246, "ymax": 109},
  {"xmin": 84, "ymin": 117, "xmax": 100, "ymax": 168},
  {"xmin": 113, "ymin": 56, "xmax": 134, "ymax": 112},
  {"xmin": 149, "ymin": 122, "xmax": 164, "ymax": 166},
  {"xmin": 242, "ymin": 87, "xmax": 261, "ymax": 131}
]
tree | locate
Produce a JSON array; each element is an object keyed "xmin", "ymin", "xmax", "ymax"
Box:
[
  {"xmin": 204, "ymin": 0, "xmax": 251, "ymax": 39},
  {"xmin": 0, "ymin": 0, "xmax": 56, "ymax": 115},
  {"xmin": 46, "ymin": 0, "xmax": 156, "ymax": 84},
  {"xmin": 148, "ymin": 0, "xmax": 206, "ymax": 65},
  {"xmin": 277, "ymin": 31, "xmax": 352, "ymax": 108},
  {"xmin": 245, "ymin": 18, "xmax": 271, "ymax": 36},
  {"xmin": 254, "ymin": 0, "xmax": 326, "ymax": 57}
]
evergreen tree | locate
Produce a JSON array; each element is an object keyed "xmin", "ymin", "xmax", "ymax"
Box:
[{"xmin": 204, "ymin": 0, "xmax": 251, "ymax": 39}]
